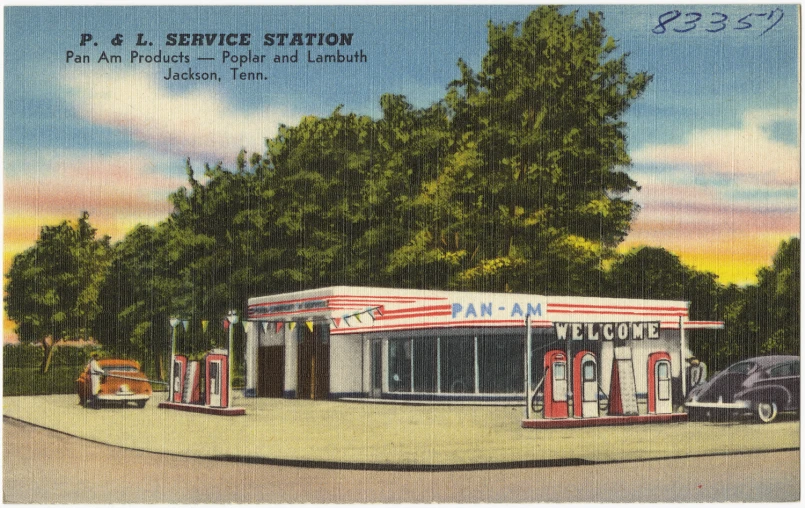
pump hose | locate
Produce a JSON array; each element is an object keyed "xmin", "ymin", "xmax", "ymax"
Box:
[{"xmin": 101, "ymin": 372, "xmax": 169, "ymax": 386}]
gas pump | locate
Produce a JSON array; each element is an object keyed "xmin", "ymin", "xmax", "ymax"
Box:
[
  {"xmin": 648, "ymin": 351, "xmax": 673, "ymax": 414},
  {"xmin": 182, "ymin": 360, "xmax": 201, "ymax": 404},
  {"xmin": 205, "ymin": 349, "xmax": 229, "ymax": 408},
  {"xmin": 543, "ymin": 350, "xmax": 569, "ymax": 418},
  {"xmin": 573, "ymin": 351, "xmax": 599, "ymax": 418},
  {"xmin": 172, "ymin": 355, "xmax": 187, "ymax": 403}
]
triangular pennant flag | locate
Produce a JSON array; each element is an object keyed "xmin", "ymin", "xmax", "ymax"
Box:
[
  {"xmin": 288, "ymin": 322, "xmax": 296, "ymax": 331},
  {"xmin": 275, "ymin": 322, "xmax": 283, "ymax": 333},
  {"xmin": 343, "ymin": 315, "xmax": 350, "ymax": 326},
  {"xmin": 305, "ymin": 321, "xmax": 314, "ymax": 332},
  {"xmin": 332, "ymin": 317, "xmax": 341, "ymax": 328},
  {"xmin": 261, "ymin": 322, "xmax": 269, "ymax": 334},
  {"xmin": 202, "ymin": 320, "xmax": 209, "ymax": 333},
  {"xmin": 354, "ymin": 313, "xmax": 362, "ymax": 323}
]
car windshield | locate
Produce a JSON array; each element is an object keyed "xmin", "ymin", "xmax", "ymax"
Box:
[{"xmin": 102, "ymin": 365, "xmax": 138, "ymax": 374}]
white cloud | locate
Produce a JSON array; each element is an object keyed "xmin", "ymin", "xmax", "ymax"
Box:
[
  {"xmin": 631, "ymin": 109, "xmax": 799, "ymax": 187},
  {"xmin": 62, "ymin": 67, "xmax": 298, "ymax": 163}
]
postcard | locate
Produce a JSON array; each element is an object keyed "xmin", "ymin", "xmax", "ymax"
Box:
[{"xmin": 3, "ymin": 4, "xmax": 799, "ymax": 503}]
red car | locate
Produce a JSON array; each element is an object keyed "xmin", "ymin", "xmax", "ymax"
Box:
[{"xmin": 76, "ymin": 358, "xmax": 152, "ymax": 408}]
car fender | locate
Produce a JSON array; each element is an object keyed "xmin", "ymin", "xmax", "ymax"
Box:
[{"xmin": 736, "ymin": 386, "xmax": 791, "ymax": 408}]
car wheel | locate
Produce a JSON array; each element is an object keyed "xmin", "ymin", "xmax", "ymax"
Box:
[
  {"xmin": 136, "ymin": 400, "xmax": 147, "ymax": 408},
  {"xmin": 755, "ymin": 401, "xmax": 778, "ymax": 423}
]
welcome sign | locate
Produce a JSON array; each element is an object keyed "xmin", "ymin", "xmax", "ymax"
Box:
[{"xmin": 554, "ymin": 321, "xmax": 661, "ymax": 341}]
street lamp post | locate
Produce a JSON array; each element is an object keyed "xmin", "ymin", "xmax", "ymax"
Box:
[
  {"xmin": 226, "ymin": 310, "xmax": 239, "ymax": 408},
  {"xmin": 169, "ymin": 317, "xmax": 180, "ymax": 402}
]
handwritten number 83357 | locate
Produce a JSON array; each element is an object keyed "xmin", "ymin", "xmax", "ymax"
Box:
[{"xmin": 652, "ymin": 9, "xmax": 784, "ymax": 36}]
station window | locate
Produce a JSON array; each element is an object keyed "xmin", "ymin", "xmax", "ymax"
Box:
[
  {"xmin": 386, "ymin": 332, "xmax": 534, "ymax": 395},
  {"xmin": 441, "ymin": 337, "xmax": 475, "ymax": 393},
  {"xmin": 478, "ymin": 334, "xmax": 524, "ymax": 393},
  {"xmin": 388, "ymin": 339, "xmax": 411, "ymax": 392}
]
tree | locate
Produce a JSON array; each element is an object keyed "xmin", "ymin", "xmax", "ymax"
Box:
[
  {"xmin": 724, "ymin": 238, "xmax": 800, "ymax": 361},
  {"xmin": 606, "ymin": 246, "xmax": 734, "ymax": 368},
  {"xmin": 606, "ymin": 246, "xmax": 688, "ymax": 300},
  {"xmin": 397, "ymin": 6, "xmax": 653, "ymax": 294},
  {"xmin": 5, "ymin": 212, "xmax": 113, "ymax": 373},
  {"xmin": 92, "ymin": 223, "xmax": 191, "ymax": 379}
]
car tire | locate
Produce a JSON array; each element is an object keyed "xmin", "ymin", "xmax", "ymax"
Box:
[
  {"xmin": 136, "ymin": 400, "xmax": 147, "ymax": 408},
  {"xmin": 755, "ymin": 401, "xmax": 778, "ymax": 423}
]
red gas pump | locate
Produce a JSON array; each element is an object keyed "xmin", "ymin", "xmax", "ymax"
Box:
[
  {"xmin": 172, "ymin": 355, "xmax": 187, "ymax": 403},
  {"xmin": 647, "ymin": 351, "xmax": 673, "ymax": 414},
  {"xmin": 573, "ymin": 351, "xmax": 599, "ymax": 418},
  {"xmin": 182, "ymin": 360, "xmax": 201, "ymax": 404},
  {"xmin": 543, "ymin": 350, "xmax": 569, "ymax": 419},
  {"xmin": 205, "ymin": 349, "xmax": 229, "ymax": 408}
]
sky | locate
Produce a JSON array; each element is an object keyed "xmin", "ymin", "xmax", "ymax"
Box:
[{"xmin": 3, "ymin": 5, "xmax": 800, "ymax": 341}]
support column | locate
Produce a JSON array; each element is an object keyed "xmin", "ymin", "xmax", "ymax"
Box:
[{"xmin": 244, "ymin": 321, "xmax": 258, "ymax": 397}]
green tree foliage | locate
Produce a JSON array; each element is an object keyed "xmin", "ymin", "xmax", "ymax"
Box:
[
  {"xmin": 429, "ymin": 6, "xmax": 652, "ymax": 293},
  {"xmin": 5, "ymin": 212, "xmax": 113, "ymax": 373},
  {"xmin": 719, "ymin": 238, "xmax": 800, "ymax": 366},
  {"xmin": 92, "ymin": 223, "xmax": 190, "ymax": 379},
  {"xmin": 606, "ymin": 242, "xmax": 800, "ymax": 370},
  {"xmin": 606, "ymin": 246, "xmax": 725, "ymax": 367}
]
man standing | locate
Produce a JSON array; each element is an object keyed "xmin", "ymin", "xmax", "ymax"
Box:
[
  {"xmin": 87, "ymin": 352, "xmax": 104, "ymax": 405},
  {"xmin": 687, "ymin": 357, "xmax": 708, "ymax": 389}
]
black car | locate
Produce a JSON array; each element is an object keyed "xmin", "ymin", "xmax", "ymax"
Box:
[{"xmin": 685, "ymin": 355, "xmax": 799, "ymax": 423}]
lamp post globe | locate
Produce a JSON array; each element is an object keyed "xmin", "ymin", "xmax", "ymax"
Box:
[{"xmin": 226, "ymin": 310, "xmax": 238, "ymax": 407}]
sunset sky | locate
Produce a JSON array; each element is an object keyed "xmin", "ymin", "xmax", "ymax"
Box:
[{"xmin": 4, "ymin": 5, "xmax": 800, "ymax": 341}]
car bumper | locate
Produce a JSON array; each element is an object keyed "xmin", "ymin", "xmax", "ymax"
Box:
[
  {"xmin": 96, "ymin": 394, "xmax": 150, "ymax": 401},
  {"xmin": 684, "ymin": 400, "xmax": 751, "ymax": 410}
]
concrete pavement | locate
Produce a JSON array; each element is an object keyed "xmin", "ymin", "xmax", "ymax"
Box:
[{"xmin": 3, "ymin": 393, "xmax": 799, "ymax": 469}]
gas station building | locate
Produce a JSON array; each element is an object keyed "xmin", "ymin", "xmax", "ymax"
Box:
[{"xmin": 244, "ymin": 286, "xmax": 721, "ymax": 413}]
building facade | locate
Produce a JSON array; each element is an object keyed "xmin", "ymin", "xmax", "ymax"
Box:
[{"xmin": 244, "ymin": 286, "xmax": 720, "ymax": 404}]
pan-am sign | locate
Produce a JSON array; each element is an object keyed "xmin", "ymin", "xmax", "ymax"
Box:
[{"xmin": 554, "ymin": 321, "xmax": 661, "ymax": 341}]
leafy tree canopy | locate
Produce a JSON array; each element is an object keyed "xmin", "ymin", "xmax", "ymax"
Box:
[{"xmin": 5, "ymin": 212, "xmax": 113, "ymax": 372}]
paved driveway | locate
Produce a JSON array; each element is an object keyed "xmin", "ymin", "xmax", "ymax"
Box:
[
  {"xmin": 3, "ymin": 393, "xmax": 798, "ymax": 468},
  {"xmin": 4, "ymin": 418, "xmax": 800, "ymax": 503}
]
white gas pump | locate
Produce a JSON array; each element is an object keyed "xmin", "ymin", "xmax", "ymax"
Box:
[{"xmin": 574, "ymin": 351, "xmax": 599, "ymax": 418}]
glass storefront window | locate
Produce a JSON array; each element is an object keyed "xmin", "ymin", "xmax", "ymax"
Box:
[
  {"xmin": 388, "ymin": 339, "xmax": 411, "ymax": 392},
  {"xmin": 441, "ymin": 337, "xmax": 475, "ymax": 393},
  {"xmin": 385, "ymin": 331, "xmax": 542, "ymax": 396},
  {"xmin": 413, "ymin": 339, "xmax": 437, "ymax": 392},
  {"xmin": 478, "ymin": 335, "xmax": 524, "ymax": 393}
]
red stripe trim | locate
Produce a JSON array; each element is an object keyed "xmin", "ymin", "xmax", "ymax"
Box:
[
  {"xmin": 550, "ymin": 309, "xmax": 687, "ymax": 317},
  {"xmin": 548, "ymin": 303, "xmax": 688, "ymax": 312},
  {"xmin": 380, "ymin": 305, "xmax": 452, "ymax": 315},
  {"xmin": 375, "ymin": 311, "xmax": 453, "ymax": 321},
  {"xmin": 330, "ymin": 319, "xmax": 682, "ymax": 334},
  {"xmin": 331, "ymin": 320, "xmax": 554, "ymax": 334},
  {"xmin": 249, "ymin": 307, "xmax": 329, "ymax": 319}
]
